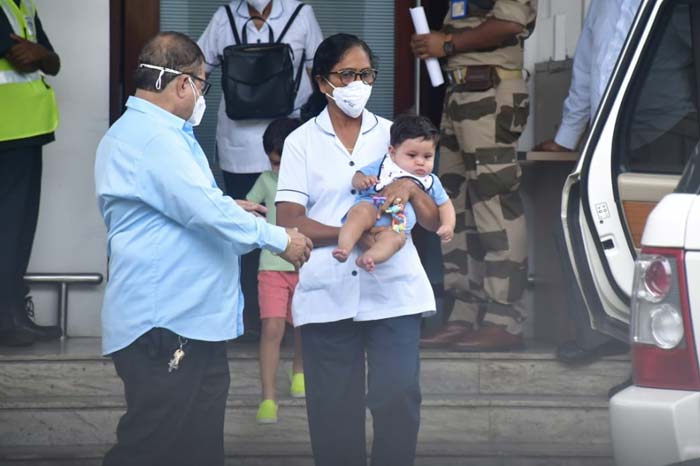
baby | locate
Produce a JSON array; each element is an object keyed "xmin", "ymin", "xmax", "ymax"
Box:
[{"xmin": 333, "ymin": 114, "xmax": 456, "ymax": 272}]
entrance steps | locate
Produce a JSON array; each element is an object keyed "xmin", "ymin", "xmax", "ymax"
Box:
[{"xmin": 0, "ymin": 338, "xmax": 629, "ymax": 465}]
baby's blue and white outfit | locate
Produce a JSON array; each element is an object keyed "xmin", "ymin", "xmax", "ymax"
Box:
[{"xmin": 350, "ymin": 154, "xmax": 449, "ymax": 233}]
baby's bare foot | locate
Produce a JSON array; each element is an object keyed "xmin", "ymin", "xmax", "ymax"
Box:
[
  {"xmin": 332, "ymin": 248, "xmax": 349, "ymax": 262},
  {"xmin": 356, "ymin": 255, "xmax": 375, "ymax": 272}
]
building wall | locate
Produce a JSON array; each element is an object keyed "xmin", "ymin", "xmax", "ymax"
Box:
[
  {"xmin": 521, "ymin": 0, "xmax": 587, "ymax": 149},
  {"xmin": 23, "ymin": 0, "xmax": 590, "ymax": 337},
  {"xmin": 27, "ymin": 0, "xmax": 110, "ymax": 337}
]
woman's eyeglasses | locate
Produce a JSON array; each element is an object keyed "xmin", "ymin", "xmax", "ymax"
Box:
[{"xmin": 328, "ymin": 68, "xmax": 378, "ymax": 86}]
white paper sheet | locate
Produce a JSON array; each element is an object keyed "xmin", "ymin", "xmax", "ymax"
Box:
[{"xmin": 409, "ymin": 6, "xmax": 445, "ymax": 87}]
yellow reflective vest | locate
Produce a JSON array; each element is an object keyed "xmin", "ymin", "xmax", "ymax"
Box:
[{"xmin": 0, "ymin": 0, "xmax": 58, "ymax": 142}]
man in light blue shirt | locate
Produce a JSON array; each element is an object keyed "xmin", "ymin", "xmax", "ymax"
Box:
[
  {"xmin": 95, "ymin": 32, "xmax": 311, "ymax": 466},
  {"xmin": 537, "ymin": 0, "xmax": 642, "ymax": 151},
  {"xmin": 535, "ymin": 0, "xmax": 641, "ymax": 366}
]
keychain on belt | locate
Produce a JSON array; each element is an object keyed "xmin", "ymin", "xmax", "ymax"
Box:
[{"xmin": 168, "ymin": 336, "xmax": 188, "ymax": 372}]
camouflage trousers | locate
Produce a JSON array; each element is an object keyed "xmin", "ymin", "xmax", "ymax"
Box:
[{"xmin": 438, "ymin": 78, "xmax": 529, "ymax": 335}]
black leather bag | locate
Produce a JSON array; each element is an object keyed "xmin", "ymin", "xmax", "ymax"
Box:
[{"xmin": 221, "ymin": 4, "xmax": 305, "ymax": 120}]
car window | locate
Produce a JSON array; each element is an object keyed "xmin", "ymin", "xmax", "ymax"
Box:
[{"xmin": 615, "ymin": 1, "xmax": 700, "ymax": 175}]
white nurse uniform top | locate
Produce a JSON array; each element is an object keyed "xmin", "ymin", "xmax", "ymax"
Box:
[
  {"xmin": 198, "ymin": 0, "xmax": 323, "ymax": 174},
  {"xmin": 275, "ymin": 107, "xmax": 437, "ymax": 326}
]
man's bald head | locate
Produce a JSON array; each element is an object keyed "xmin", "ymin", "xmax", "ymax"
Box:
[{"xmin": 134, "ymin": 32, "xmax": 205, "ymax": 93}]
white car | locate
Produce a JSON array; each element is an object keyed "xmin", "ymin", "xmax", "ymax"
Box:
[{"xmin": 561, "ymin": 0, "xmax": 700, "ymax": 465}]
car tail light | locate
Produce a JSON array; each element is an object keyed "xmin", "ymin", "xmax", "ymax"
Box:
[{"xmin": 631, "ymin": 248, "xmax": 700, "ymax": 390}]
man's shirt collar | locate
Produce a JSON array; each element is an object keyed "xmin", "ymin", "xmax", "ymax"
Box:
[{"xmin": 125, "ymin": 96, "xmax": 190, "ymax": 131}]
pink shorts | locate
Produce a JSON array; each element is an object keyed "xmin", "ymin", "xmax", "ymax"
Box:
[{"xmin": 258, "ymin": 271, "xmax": 299, "ymax": 325}]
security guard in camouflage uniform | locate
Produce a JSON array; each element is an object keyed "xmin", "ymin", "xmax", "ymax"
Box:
[{"xmin": 412, "ymin": 0, "xmax": 536, "ymax": 351}]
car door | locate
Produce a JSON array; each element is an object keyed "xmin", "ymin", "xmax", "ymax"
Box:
[{"xmin": 562, "ymin": 0, "xmax": 700, "ymax": 341}]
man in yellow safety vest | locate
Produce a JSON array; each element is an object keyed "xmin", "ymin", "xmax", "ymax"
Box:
[{"xmin": 0, "ymin": 0, "xmax": 61, "ymax": 346}]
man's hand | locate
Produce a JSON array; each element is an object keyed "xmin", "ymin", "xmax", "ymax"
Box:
[
  {"xmin": 6, "ymin": 34, "xmax": 49, "ymax": 73},
  {"xmin": 533, "ymin": 139, "xmax": 574, "ymax": 152},
  {"xmin": 411, "ymin": 32, "xmax": 448, "ymax": 59},
  {"xmin": 279, "ymin": 227, "xmax": 313, "ymax": 269},
  {"xmin": 236, "ymin": 200, "xmax": 267, "ymax": 217}
]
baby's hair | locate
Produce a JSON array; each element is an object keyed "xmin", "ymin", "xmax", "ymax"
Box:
[
  {"xmin": 390, "ymin": 114, "xmax": 439, "ymax": 148},
  {"xmin": 263, "ymin": 117, "xmax": 302, "ymax": 156}
]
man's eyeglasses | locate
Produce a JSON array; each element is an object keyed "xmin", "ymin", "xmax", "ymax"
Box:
[
  {"xmin": 138, "ymin": 63, "xmax": 211, "ymax": 95},
  {"xmin": 186, "ymin": 74, "xmax": 212, "ymax": 96},
  {"xmin": 328, "ymin": 68, "xmax": 378, "ymax": 86}
]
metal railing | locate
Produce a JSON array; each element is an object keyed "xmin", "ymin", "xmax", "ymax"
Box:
[{"xmin": 24, "ymin": 273, "xmax": 104, "ymax": 339}]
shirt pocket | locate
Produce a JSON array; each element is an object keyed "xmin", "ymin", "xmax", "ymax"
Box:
[{"xmin": 297, "ymin": 246, "xmax": 345, "ymax": 291}]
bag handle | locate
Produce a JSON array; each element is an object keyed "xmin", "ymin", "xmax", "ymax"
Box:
[
  {"xmin": 224, "ymin": 5, "xmax": 242, "ymax": 45},
  {"xmin": 294, "ymin": 50, "xmax": 306, "ymax": 94},
  {"xmin": 225, "ymin": 4, "xmax": 274, "ymax": 45},
  {"xmin": 242, "ymin": 15, "xmax": 274, "ymax": 44},
  {"xmin": 276, "ymin": 3, "xmax": 305, "ymax": 44}
]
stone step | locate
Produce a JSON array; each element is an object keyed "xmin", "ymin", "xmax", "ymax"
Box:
[
  {"xmin": 0, "ymin": 442, "xmax": 615, "ymax": 466},
  {"xmin": 0, "ymin": 339, "xmax": 631, "ymax": 399},
  {"xmin": 0, "ymin": 394, "xmax": 611, "ymax": 448}
]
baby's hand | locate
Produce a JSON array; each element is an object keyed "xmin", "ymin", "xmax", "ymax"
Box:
[
  {"xmin": 355, "ymin": 175, "xmax": 378, "ymax": 190},
  {"xmin": 437, "ymin": 224, "xmax": 454, "ymax": 243}
]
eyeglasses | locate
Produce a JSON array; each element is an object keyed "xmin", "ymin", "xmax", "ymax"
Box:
[
  {"xmin": 138, "ymin": 63, "xmax": 211, "ymax": 95},
  {"xmin": 185, "ymin": 74, "xmax": 212, "ymax": 96},
  {"xmin": 327, "ymin": 68, "xmax": 378, "ymax": 86}
]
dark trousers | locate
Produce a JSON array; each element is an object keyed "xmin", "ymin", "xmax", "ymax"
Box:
[
  {"xmin": 301, "ymin": 314, "xmax": 422, "ymax": 466},
  {"xmin": 222, "ymin": 171, "xmax": 262, "ymax": 335},
  {"xmin": 103, "ymin": 328, "xmax": 230, "ymax": 466},
  {"xmin": 0, "ymin": 146, "xmax": 42, "ymax": 314}
]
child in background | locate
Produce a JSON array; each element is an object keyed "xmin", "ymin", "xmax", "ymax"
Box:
[
  {"xmin": 246, "ymin": 117, "xmax": 304, "ymax": 424},
  {"xmin": 333, "ymin": 114, "xmax": 456, "ymax": 272}
]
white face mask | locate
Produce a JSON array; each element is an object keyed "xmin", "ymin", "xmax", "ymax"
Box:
[
  {"xmin": 247, "ymin": 0, "xmax": 271, "ymax": 13},
  {"xmin": 187, "ymin": 78, "xmax": 206, "ymax": 126},
  {"xmin": 325, "ymin": 79, "xmax": 372, "ymax": 119}
]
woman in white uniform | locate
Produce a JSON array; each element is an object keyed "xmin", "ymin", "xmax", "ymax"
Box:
[
  {"xmin": 276, "ymin": 34, "xmax": 440, "ymax": 466},
  {"xmin": 198, "ymin": 0, "xmax": 323, "ymax": 338}
]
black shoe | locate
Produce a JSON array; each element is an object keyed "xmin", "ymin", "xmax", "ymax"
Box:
[
  {"xmin": 556, "ymin": 339, "xmax": 629, "ymax": 365},
  {"xmin": 0, "ymin": 325, "xmax": 35, "ymax": 347},
  {"xmin": 20, "ymin": 296, "xmax": 62, "ymax": 341},
  {"xmin": 1, "ymin": 297, "xmax": 62, "ymax": 344}
]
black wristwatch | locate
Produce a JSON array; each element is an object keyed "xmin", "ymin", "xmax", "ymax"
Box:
[{"xmin": 443, "ymin": 36, "xmax": 455, "ymax": 57}]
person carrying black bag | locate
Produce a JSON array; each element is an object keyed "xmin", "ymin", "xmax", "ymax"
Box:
[{"xmin": 198, "ymin": 1, "xmax": 322, "ymax": 340}]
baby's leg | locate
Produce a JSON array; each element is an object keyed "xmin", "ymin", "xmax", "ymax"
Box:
[
  {"xmin": 356, "ymin": 230, "xmax": 407, "ymax": 272},
  {"xmin": 333, "ymin": 202, "xmax": 379, "ymax": 262}
]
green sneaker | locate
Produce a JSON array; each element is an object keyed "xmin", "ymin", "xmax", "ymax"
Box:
[
  {"xmin": 290, "ymin": 372, "xmax": 305, "ymax": 398},
  {"xmin": 256, "ymin": 399, "xmax": 278, "ymax": 424}
]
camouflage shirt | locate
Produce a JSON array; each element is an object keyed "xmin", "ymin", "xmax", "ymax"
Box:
[{"xmin": 441, "ymin": 0, "xmax": 537, "ymax": 70}]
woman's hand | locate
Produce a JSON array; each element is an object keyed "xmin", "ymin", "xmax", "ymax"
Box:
[{"xmin": 376, "ymin": 178, "xmax": 419, "ymax": 218}]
